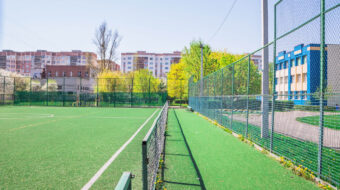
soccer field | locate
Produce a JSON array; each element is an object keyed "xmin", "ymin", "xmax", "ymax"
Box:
[{"xmin": 0, "ymin": 106, "xmax": 160, "ymax": 189}]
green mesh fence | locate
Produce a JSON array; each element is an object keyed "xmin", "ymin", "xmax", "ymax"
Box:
[
  {"xmin": 189, "ymin": 0, "xmax": 340, "ymax": 187},
  {"xmin": 0, "ymin": 76, "xmax": 167, "ymax": 107}
]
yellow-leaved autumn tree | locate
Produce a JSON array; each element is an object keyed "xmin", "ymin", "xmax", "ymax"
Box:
[{"xmin": 167, "ymin": 61, "xmax": 189, "ymax": 99}]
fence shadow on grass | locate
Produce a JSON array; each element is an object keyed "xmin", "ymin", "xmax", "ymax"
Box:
[{"xmin": 161, "ymin": 109, "xmax": 206, "ymax": 190}]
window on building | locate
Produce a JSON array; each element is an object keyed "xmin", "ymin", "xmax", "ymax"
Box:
[
  {"xmin": 128, "ymin": 66, "xmax": 131, "ymax": 69},
  {"xmin": 63, "ymin": 72, "xmax": 66, "ymax": 77},
  {"xmin": 284, "ymin": 76, "xmax": 288, "ymax": 84},
  {"xmin": 149, "ymin": 67, "xmax": 153, "ymax": 70},
  {"xmin": 291, "ymin": 75, "xmax": 295, "ymax": 83},
  {"xmin": 70, "ymin": 71, "xmax": 73, "ymax": 77},
  {"xmin": 277, "ymin": 64, "xmax": 280, "ymax": 70},
  {"xmin": 165, "ymin": 67, "xmax": 169, "ymax": 70},
  {"xmin": 85, "ymin": 72, "xmax": 89, "ymax": 77},
  {"xmin": 297, "ymin": 74, "xmax": 301, "ymax": 83},
  {"xmin": 297, "ymin": 57, "xmax": 301, "ymax": 66},
  {"xmin": 303, "ymin": 55, "xmax": 307, "ymax": 65},
  {"xmin": 128, "ymin": 62, "xmax": 131, "ymax": 64},
  {"xmin": 149, "ymin": 57, "xmax": 153, "ymax": 60},
  {"xmin": 160, "ymin": 58, "xmax": 163, "ymax": 60},
  {"xmin": 149, "ymin": 62, "xmax": 153, "ymax": 65},
  {"xmin": 56, "ymin": 72, "xmax": 58, "ymax": 77},
  {"xmin": 165, "ymin": 58, "xmax": 169, "ymax": 60},
  {"xmin": 291, "ymin": 59, "xmax": 295, "ymax": 67},
  {"xmin": 128, "ymin": 57, "xmax": 131, "ymax": 60},
  {"xmin": 78, "ymin": 71, "xmax": 82, "ymax": 77},
  {"xmin": 303, "ymin": 73, "xmax": 307, "ymax": 83}
]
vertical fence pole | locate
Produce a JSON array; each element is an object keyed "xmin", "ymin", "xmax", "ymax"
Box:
[
  {"xmin": 142, "ymin": 141, "xmax": 148, "ymax": 190},
  {"xmin": 318, "ymin": 0, "xmax": 326, "ymax": 177},
  {"xmin": 13, "ymin": 77, "xmax": 16, "ymax": 105},
  {"xmin": 96, "ymin": 78, "xmax": 99, "ymax": 107},
  {"xmin": 131, "ymin": 78, "xmax": 134, "ymax": 107},
  {"xmin": 3, "ymin": 76, "xmax": 6, "ymax": 105},
  {"xmin": 246, "ymin": 56, "xmax": 250, "ymax": 138},
  {"xmin": 63, "ymin": 77, "xmax": 65, "ymax": 107},
  {"xmin": 148, "ymin": 77, "xmax": 151, "ymax": 106},
  {"xmin": 230, "ymin": 63, "xmax": 234, "ymax": 130},
  {"xmin": 46, "ymin": 77, "xmax": 49, "ymax": 106},
  {"xmin": 270, "ymin": 4, "xmax": 277, "ymax": 153},
  {"xmin": 29, "ymin": 78, "xmax": 32, "ymax": 106},
  {"xmin": 220, "ymin": 69, "xmax": 224, "ymax": 125},
  {"xmin": 114, "ymin": 78, "xmax": 116, "ymax": 107},
  {"xmin": 79, "ymin": 77, "xmax": 82, "ymax": 107}
]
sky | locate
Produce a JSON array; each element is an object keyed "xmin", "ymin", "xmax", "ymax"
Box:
[{"xmin": 0, "ymin": 0, "xmax": 277, "ymax": 63}]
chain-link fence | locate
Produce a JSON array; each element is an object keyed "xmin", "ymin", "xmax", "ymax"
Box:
[
  {"xmin": 142, "ymin": 101, "xmax": 168, "ymax": 190},
  {"xmin": 189, "ymin": 0, "xmax": 340, "ymax": 187},
  {"xmin": 0, "ymin": 76, "xmax": 167, "ymax": 107}
]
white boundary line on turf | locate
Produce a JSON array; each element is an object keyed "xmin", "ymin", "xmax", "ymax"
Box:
[{"xmin": 81, "ymin": 109, "xmax": 159, "ymax": 190}]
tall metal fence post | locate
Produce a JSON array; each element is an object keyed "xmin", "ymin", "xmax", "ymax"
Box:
[
  {"xmin": 131, "ymin": 78, "xmax": 134, "ymax": 107},
  {"xmin": 142, "ymin": 141, "xmax": 148, "ymax": 190},
  {"xmin": 46, "ymin": 77, "xmax": 49, "ymax": 106},
  {"xmin": 246, "ymin": 56, "xmax": 250, "ymax": 138},
  {"xmin": 113, "ymin": 78, "xmax": 116, "ymax": 107},
  {"xmin": 318, "ymin": 0, "xmax": 326, "ymax": 177},
  {"xmin": 270, "ymin": 4, "xmax": 278, "ymax": 153},
  {"xmin": 13, "ymin": 77, "xmax": 16, "ymax": 105},
  {"xmin": 79, "ymin": 77, "xmax": 82, "ymax": 106},
  {"xmin": 29, "ymin": 78, "xmax": 32, "ymax": 106},
  {"xmin": 96, "ymin": 78, "xmax": 99, "ymax": 107},
  {"xmin": 3, "ymin": 76, "xmax": 5, "ymax": 105},
  {"xmin": 230, "ymin": 63, "xmax": 234, "ymax": 130},
  {"xmin": 220, "ymin": 69, "xmax": 224, "ymax": 125},
  {"xmin": 148, "ymin": 77, "xmax": 151, "ymax": 106},
  {"xmin": 63, "ymin": 77, "xmax": 66, "ymax": 107}
]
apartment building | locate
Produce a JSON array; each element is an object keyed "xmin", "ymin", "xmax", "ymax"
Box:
[
  {"xmin": 275, "ymin": 44, "xmax": 340, "ymax": 105},
  {"xmin": 0, "ymin": 50, "xmax": 97, "ymax": 78},
  {"xmin": 120, "ymin": 51, "xmax": 181, "ymax": 79},
  {"xmin": 250, "ymin": 55, "xmax": 262, "ymax": 70}
]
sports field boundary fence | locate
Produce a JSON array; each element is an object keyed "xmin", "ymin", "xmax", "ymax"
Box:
[
  {"xmin": 189, "ymin": 0, "xmax": 340, "ymax": 187},
  {"xmin": 142, "ymin": 101, "xmax": 169, "ymax": 190},
  {"xmin": 0, "ymin": 76, "xmax": 167, "ymax": 107}
]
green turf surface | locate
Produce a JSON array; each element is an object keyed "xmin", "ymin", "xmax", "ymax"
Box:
[
  {"xmin": 0, "ymin": 106, "xmax": 159, "ymax": 189},
  {"xmin": 163, "ymin": 109, "xmax": 319, "ymax": 190},
  {"xmin": 162, "ymin": 109, "xmax": 203, "ymax": 189},
  {"xmin": 296, "ymin": 114, "xmax": 340, "ymax": 130},
  {"xmin": 201, "ymin": 109, "xmax": 340, "ymax": 187}
]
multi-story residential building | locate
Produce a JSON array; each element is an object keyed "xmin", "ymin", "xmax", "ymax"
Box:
[
  {"xmin": 275, "ymin": 44, "xmax": 340, "ymax": 106},
  {"xmin": 120, "ymin": 51, "xmax": 181, "ymax": 79},
  {"xmin": 0, "ymin": 50, "xmax": 97, "ymax": 78},
  {"xmin": 97, "ymin": 60, "xmax": 120, "ymax": 72},
  {"xmin": 250, "ymin": 55, "xmax": 262, "ymax": 70}
]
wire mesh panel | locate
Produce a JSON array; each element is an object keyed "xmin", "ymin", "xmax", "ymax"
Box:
[
  {"xmin": 1, "ymin": 76, "xmax": 166, "ymax": 107},
  {"xmin": 142, "ymin": 102, "xmax": 168, "ymax": 190},
  {"xmin": 188, "ymin": 0, "xmax": 339, "ymax": 187}
]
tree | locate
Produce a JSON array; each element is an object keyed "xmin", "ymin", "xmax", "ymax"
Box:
[
  {"xmin": 95, "ymin": 70, "xmax": 127, "ymax": 93},
  {"xmin": 91, "ymin": 22, "xmax": 121, "ymax": 74},
  {"xmin": 167, "ymin": 62, "xmax": 189, "ymax": 99},
  {"xmin": 133, "ymin": 69, "xmax": 160, "ymax": 93},
  {"xmin": 181, "ymin": 40, "xmax": 215, "ymax": 82}
]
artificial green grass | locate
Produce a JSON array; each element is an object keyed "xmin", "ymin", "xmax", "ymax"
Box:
[
  {"xmin": 201, "ymin": 109, "xmax": 340, "ymax": 187},
  {"xmin": 296, "ymin": 115, "xmax": 340, "ymax": 130},
  {"xmin": 0, "ymin": 106, "xmax": 159, "ymax": 189},
  {"xmin": 167, "ymin": 109, "xmax": 319, "ymax": 190},
  {"xmin": 162, "ymin": 109, "xmax": 202, "ymax": 189}
]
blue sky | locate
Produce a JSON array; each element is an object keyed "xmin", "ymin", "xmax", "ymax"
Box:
[{"xmin": 0, "ymin": 0, "xmax": 277, "ymax": 60}]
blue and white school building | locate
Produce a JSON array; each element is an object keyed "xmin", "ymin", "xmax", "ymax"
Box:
[{"xmin": 275, "ymin": 44, "xmax": 340, "ymax": 106}]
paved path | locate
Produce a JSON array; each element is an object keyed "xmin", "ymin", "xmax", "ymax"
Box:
[{"xmin": 231, "ymin": 111, "xmax": 340, "ymax": 148}]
